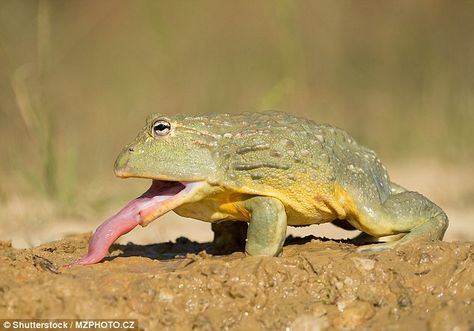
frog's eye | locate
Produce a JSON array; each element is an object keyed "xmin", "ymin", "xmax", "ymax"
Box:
[{"xmin": 152, "ymin": 120, "xmax": 171, "ymax": 137}]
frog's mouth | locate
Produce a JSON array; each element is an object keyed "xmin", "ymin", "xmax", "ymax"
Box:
[{"xmin": 68, "ymin": 180, "xmax": 205, "ymax": 266}]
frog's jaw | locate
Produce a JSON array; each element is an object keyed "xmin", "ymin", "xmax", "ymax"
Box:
[
  {"xmin": 133, "ymin": 180, "xmax": 207, "ymax": 226},
  {"xmin": 67, "ymin": 180, "xmax": 207, "ymax": 266}
]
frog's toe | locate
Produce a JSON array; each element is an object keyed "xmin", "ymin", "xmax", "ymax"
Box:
[
  {"xmin": 352, "ymin": 232, "xmax": 405, "ymax": 246},
  {"xmin": 356, "ymin": 241, "xmax": 397, "ymax": 253}
]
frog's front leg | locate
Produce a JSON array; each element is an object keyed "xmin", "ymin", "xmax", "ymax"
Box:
[
  {"xmin": 356, "ymin": 191, "xmax": 449, "ymax": 251},
  {"xmin": 242, "ymin": 196, "xmax": 287, "ymax": 256}
]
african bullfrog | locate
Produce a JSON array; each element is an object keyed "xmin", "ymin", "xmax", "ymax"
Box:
[{"xmin": 70, "ymin": 111, "xmax": 448, "ymax": 265}]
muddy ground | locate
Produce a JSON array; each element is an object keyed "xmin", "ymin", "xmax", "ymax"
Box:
[{"xmin": 0, "ymin": 233, "xmax": 472, "ymax": 331}]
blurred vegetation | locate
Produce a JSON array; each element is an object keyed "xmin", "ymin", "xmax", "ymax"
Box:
[{"xmin": 0, "ymin": 0, "xmax": 473, "ymax": 204}]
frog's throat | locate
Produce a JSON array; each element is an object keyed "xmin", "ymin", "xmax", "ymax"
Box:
[{"xmin": 67, "ymin": 180, "xmax": 206, "ymax": 266}]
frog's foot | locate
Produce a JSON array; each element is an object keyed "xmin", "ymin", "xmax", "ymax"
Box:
[
  {"xmin": 353, "ymin": 233, "xmax": 405, "ymax": 251},
  {"xmin": 353, "ymin": 191, "xmax": 448, "ymax": 253},
  {"xmin": 66, "ymin": 180, "xmax": 205, "ymax": 266},
  {"xmin": 356, "ymin": 240, "xmax": 398, "ymax": 252},
  {"xmin": 212, "ymin": 221, "xmax": 248, "ymax": 254},
  {"xmin": 356, "ymin": 231, "xmax": 428, "ymax": 252}
]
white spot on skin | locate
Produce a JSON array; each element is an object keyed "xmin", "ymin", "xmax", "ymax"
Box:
[
  {"xmin": 339, "ymin": 194, "xmax": 345, "ymax": 205},
  {"xmin": 300, "ymin": 149, "xmax": 310, "ymax": 156},
  {"xmin": 223, "ymin": 133, "xmax": 232, "ymax": 138},
  {"xmin": 347, "ymin": 164, "xmax": 364, "ymax": 173},
  {"xmin": 362, "ymin": 206, "xmax": 376, "ymax": 219}
]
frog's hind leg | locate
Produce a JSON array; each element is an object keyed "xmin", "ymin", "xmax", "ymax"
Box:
[
  {"xmin": 356, "ymin": 191, "xmax": 448, "ymax": 252},
  {"xmin": 212, "ymin": 221, "xmax": 248, "ymax": 254}
]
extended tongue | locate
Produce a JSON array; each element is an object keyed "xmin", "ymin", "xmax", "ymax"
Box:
[
  {"xmin": 66, "ymin": 181, "xmax": 185, "ymax": 267},
  {"xmin": 66, "ymin": 202, "xmax": 141, "ymax": 266}
]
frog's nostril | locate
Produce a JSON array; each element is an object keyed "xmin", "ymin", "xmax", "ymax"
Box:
[{"xmin": 128, "ymin": 146, "xmax": 135, "ymax": 152}]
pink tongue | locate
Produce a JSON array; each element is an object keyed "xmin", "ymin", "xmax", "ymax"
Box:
[{"xmin": 66, "ymin": 182, "xmax": 183, "ymax": 266}]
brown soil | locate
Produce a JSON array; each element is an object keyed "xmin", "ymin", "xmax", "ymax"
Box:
[{"xmin": 0, "ymin": 234, "xmax": 472, "ymax": 331}]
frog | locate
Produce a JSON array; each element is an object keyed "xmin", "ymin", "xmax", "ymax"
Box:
[{"xmin": 70, "ymin": 111, "xmax": 448, "ymax": 265}]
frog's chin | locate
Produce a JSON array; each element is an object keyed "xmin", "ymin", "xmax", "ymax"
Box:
[{"xmin": 66, "ymin": 180, "xmax": 206, "ymax": 266}]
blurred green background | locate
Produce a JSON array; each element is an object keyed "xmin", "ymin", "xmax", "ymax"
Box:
[{"xmin": 0, "ymin": 1, "xmax": 473, "ymax": 246}]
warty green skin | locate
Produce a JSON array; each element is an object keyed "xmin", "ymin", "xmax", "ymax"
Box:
[{"xmin": 115, "ymin": 111, "xmax": 448, "ymax": 255}]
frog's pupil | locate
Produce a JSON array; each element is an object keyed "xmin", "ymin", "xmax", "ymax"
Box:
[{"xmin": 156, "ymin": 123, "xmax": 168, "ymax": 131}]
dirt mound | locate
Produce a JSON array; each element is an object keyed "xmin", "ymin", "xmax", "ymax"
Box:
[{"xmin": 0, "ymin": 234, "xmax": 472, "ymax": 330}]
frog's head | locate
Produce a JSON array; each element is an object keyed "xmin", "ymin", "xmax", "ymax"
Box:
[{"xmin": 114, "ymin": 113, "xmax": 219, "ymax": 182}]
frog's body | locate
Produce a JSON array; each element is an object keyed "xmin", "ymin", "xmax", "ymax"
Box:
[
  {"xmin": 169, "ymin": 113, "xmax": 390, "ymax": 227},
  {"xmin": 72, "ymin": 111, "xmax": 448, "ymax": 265}
]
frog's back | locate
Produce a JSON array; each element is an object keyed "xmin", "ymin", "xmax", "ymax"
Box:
[{"xmin": 314, "ymin": 123, "xmax": 392, "ymax": 204}]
